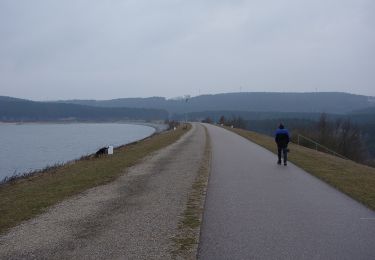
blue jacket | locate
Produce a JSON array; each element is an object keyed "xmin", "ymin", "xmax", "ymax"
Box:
[{"xmin": 275, "ymin": 128, "xmax": 290, "ymax": 147}]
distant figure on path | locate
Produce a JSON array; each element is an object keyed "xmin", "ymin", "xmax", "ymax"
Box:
[{"xmin": 275, "ymin": 123, "xmax": 290, "ymax": 166}]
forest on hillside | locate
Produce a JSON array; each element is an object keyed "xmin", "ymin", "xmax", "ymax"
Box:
[
  {"xmin": 0, "ymin": 97, "xmax": 168, "ymax": 122},
  {"xmin": 59, "ymin": 92, "xmax": 374, "ymax": 114}
]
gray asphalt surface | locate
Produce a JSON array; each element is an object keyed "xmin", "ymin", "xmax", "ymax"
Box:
[
  {"xmin": 0, "ymin": 124, "xmax": 206, "ymax": 259},
  {"xmin": 198, "ymin": 124, "xmax": 375, "ymax": 260}
]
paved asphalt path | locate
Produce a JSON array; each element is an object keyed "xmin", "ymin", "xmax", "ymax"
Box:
[{"xmin": 198, "ymin": 124, "xmax": 375, "ymax": 260}]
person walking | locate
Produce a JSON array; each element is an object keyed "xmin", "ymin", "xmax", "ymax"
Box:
[{"xmin": 275, "ymin": 123, "xmax": 290, "ymax": 166}]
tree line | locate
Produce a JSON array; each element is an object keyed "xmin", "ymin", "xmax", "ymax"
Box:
[
  {"xmin": 296, "ymin": 113, "xmax": 367, "ymax": 163},
  {"xmin": 0, "ymin": 99, "xmax": 168, "ymax": 122}
]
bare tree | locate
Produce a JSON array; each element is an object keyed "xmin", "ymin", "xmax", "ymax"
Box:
[{"xmin": 219, "ymin": 116, "xmax": 226, "ymax": 125}]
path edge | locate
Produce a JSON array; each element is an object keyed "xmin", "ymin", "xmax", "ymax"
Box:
[{"xmin": 171, "ymin": 124, "xmax": 212, "ymax": 259}]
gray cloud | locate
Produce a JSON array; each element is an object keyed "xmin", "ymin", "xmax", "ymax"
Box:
[{"xmin": 0, "ymin": 0, "xmax": 374, "ymax": 100}]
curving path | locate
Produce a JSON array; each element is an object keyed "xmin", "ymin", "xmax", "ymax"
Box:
[{"xmin": 198, "ymin": 124, "xmax": 375, "ymax": 260}]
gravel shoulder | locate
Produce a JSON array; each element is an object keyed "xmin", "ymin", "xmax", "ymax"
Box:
[{"xmin": 0, "ymin": 123, "xmax": 207, "ymax": 260}]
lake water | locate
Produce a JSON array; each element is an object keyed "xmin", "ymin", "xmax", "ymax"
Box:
[{"xmin": 0, "ymin": 123, "xmax": 156, "ymax": 181}]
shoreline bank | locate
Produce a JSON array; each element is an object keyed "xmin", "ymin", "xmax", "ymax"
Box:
[
  {"xmin": 0, "ymin": 122, "xmax": 166, "ymax": 183},
  {"xmin": 0, "ymin": 125, "xmax": 190, "ymax": 235}
]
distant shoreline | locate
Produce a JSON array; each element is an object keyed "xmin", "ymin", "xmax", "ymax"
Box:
[
  {"xmin": 0, "ymin": 121, "xmax": 167, "ymax": 130},
  {"xmin": 0, "ymin": 120, "xmax": 165, "ymax": 124}
]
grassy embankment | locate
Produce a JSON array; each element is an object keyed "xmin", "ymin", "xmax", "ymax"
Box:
[
  {"xmin": 227, "ymin": 127, "xmax": 375, "ymax": 211},
  {"xmin": 0, "ymin": 125, "xmax": 191, "ymax": 234}
]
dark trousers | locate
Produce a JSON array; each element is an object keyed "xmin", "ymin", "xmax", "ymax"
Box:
[{"xmin": 277, "ymin": 146, "xmax": 288, "ymax": 163}]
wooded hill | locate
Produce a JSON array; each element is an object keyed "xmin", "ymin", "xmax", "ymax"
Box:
[
  {"xmin": 0, "ymin": 96, "xmax": 168, "ymax": 122},
  {"xmin": 3, "ymin": 92, "xmax": 374, "ymax": 122},
  {"xmin": 59, "ymin": 92, "xmax": 374, "ymax": 114}
]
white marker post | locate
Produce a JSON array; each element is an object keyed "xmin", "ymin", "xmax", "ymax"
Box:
[{"xmin": 107, "ymin": 146, "xmax": 114, "ymax": 155}]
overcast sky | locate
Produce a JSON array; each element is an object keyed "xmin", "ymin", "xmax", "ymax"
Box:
[{"xmin": 0, "ymin": 0, "xmax": 374, "ymax": 100}]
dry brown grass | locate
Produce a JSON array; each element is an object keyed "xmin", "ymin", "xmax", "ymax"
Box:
[
  {"xmin": 0, "ymin": 125, "xmax": 191, "ymax": 234},
  {"xmin": 228, "ymin": 127, "xmax": 375, "ymax": 211},
  {"xmin": 172, "ymin": 126, "xmax": 211, "ymax": 259}
]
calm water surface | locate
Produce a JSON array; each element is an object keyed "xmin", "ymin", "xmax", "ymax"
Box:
[{"xmin": 0, "ymin": 123, "xmax": 155, "ymax": 180}]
